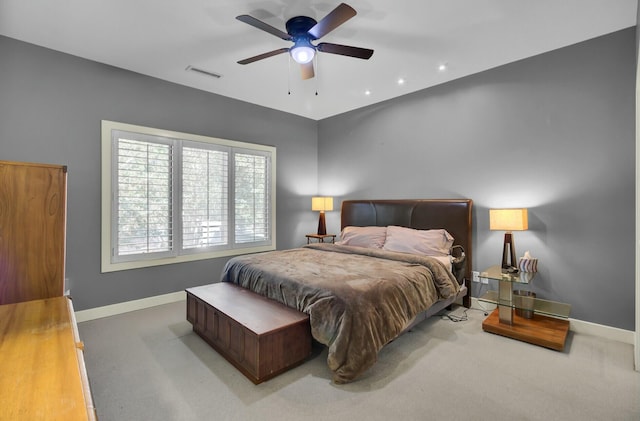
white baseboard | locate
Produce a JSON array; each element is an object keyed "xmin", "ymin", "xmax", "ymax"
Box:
[
  {"xmin": 75, "ymin": 291, "xmax": 186, "ymax": 323},
  {"xmin": 470, "ymin": 297, "xmax": 634, "ymax": 345},
  {"xmin": 569, "ymin": 318, "xmax": 635, "ymax": 345},
  {"xmin": 76, "ymin": 293, "xmax": 634, "ymax": 345}
]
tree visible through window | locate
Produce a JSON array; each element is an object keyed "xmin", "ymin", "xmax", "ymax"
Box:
[
  {"xmin": 116, "ymin": 137, "xmax": 173, "ymax": 256},
  {"xmin": 182, "ymin": 145, "xmax": 228, "ymax": 249},
  {"xmin": 235, "ymin": 152, "xmax": 269, "ymax": 244},
  {"xmin": 101, "ymin": 121, "xmax": 276, "ymax": 272}
]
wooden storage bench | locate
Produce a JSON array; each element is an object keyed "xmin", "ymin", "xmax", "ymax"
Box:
[{"xmin": 186, "ymin": 283, "xmax": 312, "ymax": 384}]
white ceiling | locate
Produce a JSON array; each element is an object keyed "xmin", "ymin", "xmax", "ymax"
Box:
[{"xmin": 0, "ymin": 0, "xmax": 636, "ymax": 120}]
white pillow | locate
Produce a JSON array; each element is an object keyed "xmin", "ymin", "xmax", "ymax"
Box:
[
  {"xmin": 336, "ymin": 226, "xmax": 387, "ymax": 249},
  {"xmin": 382, "ymin": 225, "xmax": 454, "ymax": 257}
]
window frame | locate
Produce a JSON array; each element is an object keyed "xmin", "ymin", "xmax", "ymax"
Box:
[{"xmin": 101, "ymin": 120, "xmax": 276, "ymax": 273}]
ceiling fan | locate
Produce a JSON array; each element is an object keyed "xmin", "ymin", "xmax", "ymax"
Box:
[{"xmin": 236, "ymin": 3, "xmax": 374, "ymax": 80}]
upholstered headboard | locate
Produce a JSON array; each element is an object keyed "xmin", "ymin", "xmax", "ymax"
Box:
[{"xmin": 341, "ymin": 199, "xmax": 473, "ymax": 307}]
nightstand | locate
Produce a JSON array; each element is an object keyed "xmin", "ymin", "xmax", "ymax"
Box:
[
  {"xmin": 305, "ymin": 234, "xmax": 336, "ymax": 244},
  {"xmin": 478, "ymin": 265, "xmax": 571, "ymax": 351}
]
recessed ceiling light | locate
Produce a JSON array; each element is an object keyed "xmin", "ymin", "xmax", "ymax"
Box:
[
  {"xmin": 397, "ymin": 78, "xmax": 405, "ymax": 85},
  {"xmin": 438, "ymin": 63, "xmax": 448, "ymax": 72},
  {"xmin": 365, "ymin": 90, "xmax": 371, "ymax": 96}
]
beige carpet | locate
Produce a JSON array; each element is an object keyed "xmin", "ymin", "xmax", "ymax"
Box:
[{"xmin": 78, "ymin": 301, "xmax": 640, "ymax": 421}]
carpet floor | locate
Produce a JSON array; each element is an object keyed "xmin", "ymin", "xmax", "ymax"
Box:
[{"xmin": 78, "ymin": 301, "xmax": 640, "ymax": 421}]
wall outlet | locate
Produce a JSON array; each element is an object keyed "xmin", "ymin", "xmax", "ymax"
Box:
[{"xmin": 472, "ymin": 271, "xmax": 480, "ymax": 282}]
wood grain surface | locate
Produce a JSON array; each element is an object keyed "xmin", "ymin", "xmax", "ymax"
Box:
[
  {"xmin": 0, "ymin": 297, "xmax": 96, "ymax": 420},
  {"xmin": 0, "ymin": 161, "xmax": 67, "ymax": 304}
]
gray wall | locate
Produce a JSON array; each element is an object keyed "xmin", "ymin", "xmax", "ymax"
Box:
[
  {"xmin": 0, "ymin": 28, "xmax": 636, "ymax": 331},
  {"xmin": 318, "ymin": 28, "xmax": 636, "ymax": 331},
  {"xmin": 0, "ymin": 36, "xmax": 319, "ymax": 311}
]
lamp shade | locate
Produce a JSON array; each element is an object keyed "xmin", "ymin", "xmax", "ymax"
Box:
[
  {"xmin": 290, "ymin": 45, "xmax": 315, "ymax": 64},
  {"xmin": 312, "ymin": 197, "xmax": 334, "ymax": 212},
  {"xmin": 290, "ymin": 38, "xmax": 316, "ymax": 64},
  {"xmin": 489, "ymin": 208, "xmax": 528, "ymax": 231}
]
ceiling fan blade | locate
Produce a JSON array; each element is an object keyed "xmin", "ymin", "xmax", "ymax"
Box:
[
  {"xmin": 236, "ymin": 15, "xmax": 292, "ymax": 41},
  {"xmin": 238, "ymin": 48, "xmax": 290, "ymax": 65},
  {"xmin": 317, "ymin": 43, "xmax": 374, "ymax": 59},
  {"xmin": 301, "ymin": 62, "xmax": 315, "ymax": 80},
  {"xmin": 307, "ymin": 3, "xmax": 356, "ymax": 39}
]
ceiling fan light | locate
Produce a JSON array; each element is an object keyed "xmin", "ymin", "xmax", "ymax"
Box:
[{"xmin": 291, "ymin": 45, "xmax": 315, "ymax": 64}]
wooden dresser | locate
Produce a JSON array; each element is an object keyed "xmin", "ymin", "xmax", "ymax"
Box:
[
  {"xmin": 0, "ymin": 296, "xmax": 96, "ymax": 420},
  {"xmin": 0, "ymin": 161, "xmax": 95, "ymax": 419}
]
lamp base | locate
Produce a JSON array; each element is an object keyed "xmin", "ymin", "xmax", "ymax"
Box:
[
  {"xmin": 317, "ymin": 211, "xmax": 327, "ymax": 235},
  {"xmin": 501, "ymin": 232, "xmax": 517, "ymax": 271}
]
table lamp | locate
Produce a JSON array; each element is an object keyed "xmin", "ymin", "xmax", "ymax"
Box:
[
  {"xmin": 311, "ymin": 197, "xmax": 333, "ymax": 235},
  {"xmin": 489, "ymin": 208, "xmax": 528, "ymax": 270}
]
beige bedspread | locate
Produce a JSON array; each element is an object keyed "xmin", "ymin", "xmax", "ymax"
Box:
[{"xmin": 220, "ymin": 243, "xmax": 460, "ymax": 383}]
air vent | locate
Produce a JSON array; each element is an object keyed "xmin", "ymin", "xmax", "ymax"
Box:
[{"xmin": 185, "ymin": 65, "xmax": 222, "ymax": 79}]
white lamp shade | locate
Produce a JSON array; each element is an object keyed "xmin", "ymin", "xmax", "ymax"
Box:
[
  {"xmin": 489, "ymin": 208, "xmax": 528, "ymax": 231},
  {"xmin": 312, "ymin": 197, "xmax": 333, "ymax": 212},
  {"xmin": 291, "ymin": 46, "xmax": 315, "ymax": 64}
]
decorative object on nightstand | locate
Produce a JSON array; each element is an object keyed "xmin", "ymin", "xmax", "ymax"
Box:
[
  {"xmin": 514, "ymin": 251, "xmax": 538, "ymax": 318},
  {"xmin": 489, "ymin": 208, "xmax": 528, "ymax": 270},
  {"xmin": 518, "ymin": 250, "xmax": 538, "ymax": 273},
  {"xmin": 311, "ymin": 196, "xmax": 333, "ymax": 235}
]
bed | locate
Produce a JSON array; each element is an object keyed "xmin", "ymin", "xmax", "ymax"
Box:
[{"xmin": 221, "ymin": 199, "xmax": 473, "ymax": 383}]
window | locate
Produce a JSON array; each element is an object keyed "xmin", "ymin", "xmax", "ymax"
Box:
[{"xmin": 101, "ymin": 121, "xmax": 276, "ymax": 272}]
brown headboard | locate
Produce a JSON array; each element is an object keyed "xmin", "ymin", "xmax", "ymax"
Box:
[{"xmin": 341, "ymin": 199, "xmax": 473, "ymax": 307}]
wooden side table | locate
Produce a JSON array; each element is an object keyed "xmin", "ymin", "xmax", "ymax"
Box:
[
  {"xmin": 306, "ymin": 234, "xmax": 336, "ymax": 244},
  {"xmin": 479, "ymin": 265, "xmax": 571, "ymax": 351}
]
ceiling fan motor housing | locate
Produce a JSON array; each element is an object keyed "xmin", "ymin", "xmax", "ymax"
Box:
[{"xmin": 286, "ymin": 16, "xmax": 318, "ymax": 39}]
